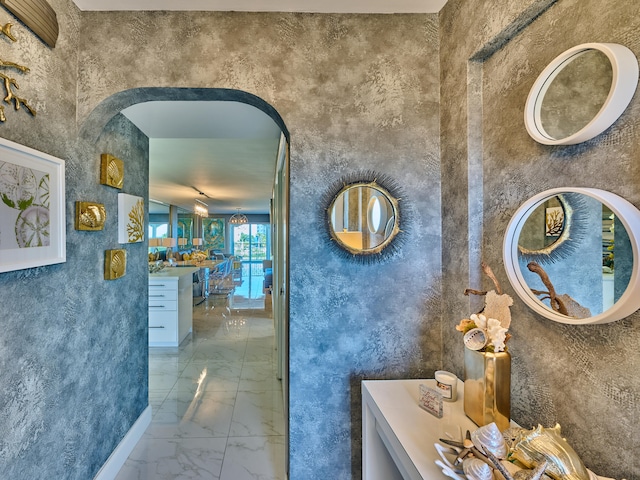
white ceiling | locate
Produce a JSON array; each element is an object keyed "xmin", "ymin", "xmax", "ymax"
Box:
[
  {"xmin": 122, "ymin": 101, "xmax": 282, "ymax": 215},
  {"xmin": 107, "ymin": 1, "xmax": 449, "ymax": 217},
  {"xmin": 72, "ymin": 0, "xmax": 448, "ymax": 13}
]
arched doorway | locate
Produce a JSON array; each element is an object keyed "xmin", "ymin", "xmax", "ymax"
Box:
[{"xmin": 81, "ymin": 87, "xmax": 289, "ymax": 479}]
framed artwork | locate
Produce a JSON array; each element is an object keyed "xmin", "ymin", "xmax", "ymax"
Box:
[
  {"xmin": 178, "ymin": 216, "xmax": 193, "ymax": 245},
  {"xmin": 545, "ymin": 206, "xmax": 564, "ymax": 237},
  {"xmin": 0, "ymin": 138, "xmax": 65, "ymax": 273},
  {"xmin": 118, "ymin": 193, "xmax": 144, "ymax": 243},
  {"xmin": 203, "ymin": 217, "xmax": 225, "ymax": 250}
]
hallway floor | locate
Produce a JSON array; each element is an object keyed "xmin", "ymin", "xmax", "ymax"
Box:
[{"xmin": 115, "ymin": 299, "xmax": 285, "ymax": 480}]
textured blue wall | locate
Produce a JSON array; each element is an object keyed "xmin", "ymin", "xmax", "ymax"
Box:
[
  {"xmin": 0, "ymin": 0, "xmax": 147, "ymax": 477},
  {"xmin": 77, "ymin": 12, "xmax": 442, "ymax": 479},
  {"xmin": 2, "ymin": 1, "xmax": 639, "ymax": 479},
  {"xmin": 440, "ymin": 0, "xmax": 640, "ymax": 477}
]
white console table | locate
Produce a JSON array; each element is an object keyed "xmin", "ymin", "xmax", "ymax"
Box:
[
  {"xmin": 149, "ymin": 267, "xmax": 199, "ymax": 347},
  {"xmin": 362, "ymin": 379, "xmax": 477, "ymax": 480}
]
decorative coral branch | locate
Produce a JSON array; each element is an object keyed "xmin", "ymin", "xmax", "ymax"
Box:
[
  {"xmin": 0, "ymin": 73, "xmax": 36, "ymax": 117},
  {"xmin": 0, "ymin": 58, "xmax": 29, "ymax": 73},
  {"xmin": 527, "ymin": 261, "xmax": 568, "ymax": 315},
  {"xmin": 0, "ymin": 24, "xmax": 36, "ymax": 122},
  {"xmin": 1, "ymin": 23, "xmax": 16, "ymax": 42}
]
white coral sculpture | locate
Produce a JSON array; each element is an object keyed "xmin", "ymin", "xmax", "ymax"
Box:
[{"xmin": 457, "ymin": 262, "xmax": 513, "ymax": 353}]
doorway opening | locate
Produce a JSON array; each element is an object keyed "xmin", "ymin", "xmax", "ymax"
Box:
[
  {"xmin": 231, "ymin": 222, "xmax": 270, "ymax": 309},
  {"xmin": 82, "ymin": 87, "xmax": 290, "ymax": 480}
]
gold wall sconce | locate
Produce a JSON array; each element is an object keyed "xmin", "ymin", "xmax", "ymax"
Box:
[
  {"xmin": 104, "ymin": 249, "xmax": 126, "ymax": 280},
  {"xmin": 75, "ymin": 201, "xmax": 106, "ymax": 231},
  {"xmin": 100, "ymin": 154, "xmax": 124, "ymax": 189}
]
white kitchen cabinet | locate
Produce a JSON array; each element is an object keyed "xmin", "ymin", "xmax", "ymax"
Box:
[{"xmin": 148, "ymin": 267, "xmax": 199, "ymax": 347}]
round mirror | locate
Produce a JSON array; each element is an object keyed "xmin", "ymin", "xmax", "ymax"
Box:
[
  {"xmin": 524, "ymin": 43, "xmax": 638, "ymax": 145},
  {"xmin": 328, "ymin": 182, "xmax": 399, "ymax": 256},
  {"xmin": 503, "ymin": 188, "xmax": 640, "ymax": 324}
]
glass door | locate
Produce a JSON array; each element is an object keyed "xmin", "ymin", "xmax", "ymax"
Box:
[{"xmin": 231, "ymin": 222, "xmax": 270, "ymax": 308}]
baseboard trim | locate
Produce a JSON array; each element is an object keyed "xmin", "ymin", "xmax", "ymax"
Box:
[{"xmin": 94, "ymin": 406, "xmax": 152, "ymax": 480}]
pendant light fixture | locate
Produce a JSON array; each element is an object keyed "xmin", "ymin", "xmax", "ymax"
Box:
[
  {"xmin": 229, "ymin": 208, "xmax": 248, "ymax": 225},
  {"xmin": 194, "ymin": 199, "xmax": 208, "ymax": 218}
]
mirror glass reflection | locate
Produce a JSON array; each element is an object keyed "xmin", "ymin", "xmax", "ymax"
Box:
[
  {"xmin": 329, "ymin": 184, "xmax": 398, "ymax": 254},
  {"xmin": 517, "ymin": 193, "xmax": 633, "ymax": 318},
  {"xmin": 538, "ymin": 49, "xmax": 613, "ymax": 140}
]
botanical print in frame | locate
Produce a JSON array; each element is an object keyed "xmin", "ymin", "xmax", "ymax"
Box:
[
  {"xmin": 545, "ymin": 206, "xmax": 564, "ymax": 237},
  {"xmin": 118, "ymin": 193, "xmax": 144, "ymax": 243},
  {"xmin": 0, "ymin": 138, "xmax": 65, "ymax": 273},
  {"xmin": 203, "ymin": 217, "xmax": 225, "ymax": 250}
]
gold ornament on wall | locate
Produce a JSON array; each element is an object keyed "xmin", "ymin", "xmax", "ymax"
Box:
[
  {"xmin": 0, "ymin": 21, "xmax": 36, "ymax": 122},
  {"xmin": 100, "ymin": 154, "xmax": 124, "ymax": 189},
  {"xmin": 75, "ymin": 202, "xmax": 106, "ymax": 231},
  {"xmin": 104, "ymin": 249, "xmax": 126, "ymax": 280},
  {"xmin": 117, "ymin": 193, "xmax": 144, "ymax": 243},
  {"xmin": 0, "ymin": 0, "xmax": 59, "ymax": 48}
]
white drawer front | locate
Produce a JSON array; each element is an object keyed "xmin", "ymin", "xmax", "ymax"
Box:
[
  {"xmin": 148, "ymin": 289, "xmax": 177, "ymax": 301},
  {"xmin": 149, "ymin": 311, "xmax": 178, "ymax": 344},
  {"xmin": 149, "ymin": 300, "xmax": 177, "ymax": 311},
  {"xmin": 149, "ymin": 279, "xmax": 178, "ymax": 289}
]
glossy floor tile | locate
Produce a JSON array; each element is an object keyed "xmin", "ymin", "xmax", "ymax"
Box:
[{"xmin": 115, "ymin": 299, "xmax": 285, "ymax": 480}]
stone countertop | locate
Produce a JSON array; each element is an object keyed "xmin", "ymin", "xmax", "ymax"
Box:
[{"xmin": 149, "ymin": 266, "xmax": 200, "ymax": 278}]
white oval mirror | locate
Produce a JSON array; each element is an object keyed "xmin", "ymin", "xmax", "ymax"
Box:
[
  {"xmin": 524, "ymin": 43, "xmax": 638, "ymax": 145},
  {"xmin": 503, "ymin": 188, "xmax": 640, "ymax": 324}
]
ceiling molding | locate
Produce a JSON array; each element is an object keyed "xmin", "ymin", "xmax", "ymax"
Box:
[{"xmin": 72, "ymin": 0, "xmax": 447, "ymax": 13}]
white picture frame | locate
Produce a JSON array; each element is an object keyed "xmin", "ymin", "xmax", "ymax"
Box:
[
  {"xmin": 0, "ymin": 138, "xmax": 66, "ymax": 273},
  {"xmin": 118, "ymin": 193, "xmax": 144, "ymax": 244}
]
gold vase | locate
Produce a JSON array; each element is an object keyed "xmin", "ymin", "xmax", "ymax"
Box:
[{"xmin": 463, "ymin": 348, "xmax": 511, "ymax": 431}]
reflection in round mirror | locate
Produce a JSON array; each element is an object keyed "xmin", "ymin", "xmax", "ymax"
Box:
[
  {"xmin": 329, "ymin": 183, "xmax": 398, "ymax": 255},
  {"xmin": 323, "ymin": 172, "xmax": 406, "ymax": 263},
  {"xmin": 367, "ymin": 196, "xmax": 384, "ymax": 234},
  {"xmin": 503, "ymin": 188, "xmax": 640, "ymax": 324},
  {"xmin": 524, "ymin": 43, "xmax": 638, "ymax": 145}
]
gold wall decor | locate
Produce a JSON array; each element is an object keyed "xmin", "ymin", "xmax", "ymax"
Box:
[
  {"xmin": 75, "ymin": 202, "xmax": 106, "ymax": 231},
  {"xmin": 0, "ymin": 0, "xmax": 59, "ymax": 47},
  {"xmin": 104, "ymin": 249, "xmax": 126, "ymax": 280},
  {"xmin": 117, "ymin": 193, "xmax": 144, "ymax": 243},
  {"xmin": 100, "ymin": 154, "xmax": 124, "ymax": 189},
  {"xmin": 0, "ymin": 21, "xmax": 36, "ymax": 122}
]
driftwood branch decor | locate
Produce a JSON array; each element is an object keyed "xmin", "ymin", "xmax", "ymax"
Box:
[{"xmin": 527, "ymin": 261, "xmax": 591, "ymax": 319}]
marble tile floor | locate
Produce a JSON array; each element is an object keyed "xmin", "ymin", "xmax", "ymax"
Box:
[{"xmin": 115, "ymin": 298, "xmax": 285, "ymax": 480}]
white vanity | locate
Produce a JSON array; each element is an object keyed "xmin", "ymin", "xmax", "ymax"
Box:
[
  {"xmin": 148, "ymin": 267, "xmax": 199, "ymax": 347},
  {"xmin": 362, "ymin": 379, "xmax": 477, "ymax": 480}
]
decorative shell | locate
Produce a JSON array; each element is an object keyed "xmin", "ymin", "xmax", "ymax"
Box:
[
  {"xmin": 471, "ymin": 422, "xmax": 508, "ymax": 459},
  {"xmin": 79, "ymin": 204, "xmax": 106, "ymax": 228},
  {"xmin": 502, "ymin": 426, "xmax": 527, "ymax": 450},
  {"xmin": 510, "ymin": 424, "xmax": 590, "ymax": 480},
  {"xmin": 106, "ymin": 157, "xmax": 123, "ymax": 188},
  {"xmin": 110, "ymin": 250, "xmax": 126, "ymax": 277},
  {"xmin": 463, "ymin": 458, "xmax": 495, "ymax": 480},
  {"xmin": 105, "ymin": 249, "xmax": 127, "ymax": 280},
  {"xmin": 463, "ymin": 328, "xmax": 488, "ymax": 350}
]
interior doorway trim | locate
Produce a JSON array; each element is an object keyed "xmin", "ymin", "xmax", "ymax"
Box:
[{"xmin": 79, "ymin": 87, "xmax": 289, "ymax": 144}]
